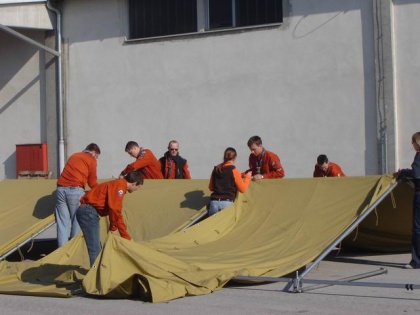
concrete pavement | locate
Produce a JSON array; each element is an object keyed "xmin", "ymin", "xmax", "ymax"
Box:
[{"xmin": 1, "ymin": 249, "xmax": 420, "ymax": 315}]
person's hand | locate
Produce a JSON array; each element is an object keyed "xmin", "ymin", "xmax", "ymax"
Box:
[
  {"xmin": 110, "ymin": 229, "xmax": 118, "ymax": 235},
  {"xmin": 118, "ymin": 174, "xmax": 124, "ymax": 179}
]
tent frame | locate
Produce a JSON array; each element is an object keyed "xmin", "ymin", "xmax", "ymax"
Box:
[
  {"xmin": 0, "ymin": 221, "xmax": 55, "ymax": 261},
  {"xmin": 233, "ymin": 181, "xmax": 419, "ymax": 293}
]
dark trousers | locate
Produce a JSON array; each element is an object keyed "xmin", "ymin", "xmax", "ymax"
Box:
[
  {"xmin": 76, "ymin": 204, "xmax": 101, "ymax": 267},
  {"xmin": 411, "ymin": 192, "xmax": 420, "ymax": 267}
]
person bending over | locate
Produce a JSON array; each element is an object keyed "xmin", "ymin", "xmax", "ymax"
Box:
[{"xmin": 76, "ymin": 170, "xmax": 144, "ymax": 266}]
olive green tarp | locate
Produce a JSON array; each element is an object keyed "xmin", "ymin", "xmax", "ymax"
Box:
[
  {"xmin": 0, "ymin": 179, "xmax": 209, "ymax": 260},
  {"xmin": 0, "ymin": 175, "xmax": 413, "ymax": 302},
  {"xmin": 0, "ymin": 180, "xmax": 57, "ymax": 260}
]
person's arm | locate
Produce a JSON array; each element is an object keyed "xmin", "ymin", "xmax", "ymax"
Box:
[
  {"xmin": 330, "ymin": 164, "xmax": 345, "ymax": 177},
  {"xmin": 412, "ymin": 153, "xmax": 420, "ymax": 178},
  {"xmin": 399, "ymin": 154, "xmax": 420, "ymax": 181},
  {"xmin": 313, "ymin": 166, "xmax": 322, "ymax": 177},
  {"xmin": 183, "ymin": 161, "xmax": 191, "ymax": 179},
  {"xmin": 248, "ymin": 155, "xmax": 256, "ymax": 175},
  {"xmin": 87, "ymin": 160, "xmax": 99, "ymax": 188},
  {"xmin": 208, "ymin": 173, "xmax": 214, "ymax": 191},
  {"xmin": 263, "ymin": 152, "xmax": 285, "ymax": 179},
  {"xmin": 107, "ymin": 183, "xmax": 131, "ymax": 240},
  {"xmin": 232, "ymin": 168, "xmax": 251, "ymax": 193},
  {"xmin": 120, "ymin": 151, "xmax": 152, "ymax": 176}
]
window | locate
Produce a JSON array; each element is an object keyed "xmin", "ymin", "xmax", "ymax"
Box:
[
  {"xmin": 129, "ymin": 0, "xmax": 197, "ymax": 39},
  {"xmin": 235, "ymin": 0, "xmax": 283, "ymax": 28},
  {"xmin": 128, "ymin": 0, "xmax": 283, "ymax": 40},
  {"xmin": 208, "ymin": 0, "xmax": 283, "ymax": 30},
  {"xmin": 208, "ymin": 0, "xmax": 234, "ymax": 29}
]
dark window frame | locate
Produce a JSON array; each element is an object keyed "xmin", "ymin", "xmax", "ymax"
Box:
[{"xmin": 127, "ymin": 0, "xmax": 283, "ymax": 41}]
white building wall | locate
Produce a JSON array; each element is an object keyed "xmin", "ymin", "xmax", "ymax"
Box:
[
  {"xmin": 2, "ymin": 1, "xmax": 418, "ymax": 180},
  {"xmin": 61, "ymin": 0, "xmax": 377, "ymax": 179},
  {"xmin": 0, "ymin": 29, "xmax": 47, "ymax": 179},
  {"xmin": 393, "ymin": 1, "xmax": 420, "ymax": 170},
  {"xmin": 0, "ymin": 3, "xmax": 53, "ymax": 29}
]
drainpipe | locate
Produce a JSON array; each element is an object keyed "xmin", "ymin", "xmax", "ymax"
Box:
[{"xmin": 46, "ymin": 1, "xmax": 65, "ymax": 174}]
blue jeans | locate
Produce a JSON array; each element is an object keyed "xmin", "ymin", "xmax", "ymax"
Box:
[
  {"xmin": 55, "ymin": 186, "xmax": 85, "ymax": 247},
  {"xmin": 411, "ymin": 192, "xmax": 420, "ymax": 267},
  {"xmin": 76, "ymin": 204, "xmax": 101, "ymax": 267},
  {"xmin": 208, "ymin": 200, "xmax": 233, "ymax": 216}
]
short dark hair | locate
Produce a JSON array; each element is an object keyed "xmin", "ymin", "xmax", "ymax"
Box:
[
  {"xmin": 125, "ymin": 170, "xmax": 144, "ymax": 186},
  {"xmin": 125, "ymin": 141, "xmax": 139, "ymax": 152},
  {"xmin": 85, "ymin": 143, "xmax": 101, "ymax": 154},
  {"xmin": 247, "ymin": 136, "xmax": 262, "ymax": 147},
  {"xmin": 317, "ymin": 154, "xmax": 328, "ymax": 165}
]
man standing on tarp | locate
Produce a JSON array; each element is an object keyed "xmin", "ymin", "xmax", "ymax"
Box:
[
  {"xmin": 76, "ymin": 170, "xmax": 144, "ymax": 266},
  {"xmin": 247, "ymin": 135, "xmax": 285, "ymax": 180},
  {"xmin": 55, "ymin": 143, "xmax": 101, "ymax": 247}
]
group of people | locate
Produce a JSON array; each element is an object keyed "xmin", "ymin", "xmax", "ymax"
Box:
[
  {"xmin": 54, "ymin": 140, "xmax": 190, "ymax": 266},
  {"xmin": 54, "ymin": 135, "xmax": 348, "ymax": 266}
]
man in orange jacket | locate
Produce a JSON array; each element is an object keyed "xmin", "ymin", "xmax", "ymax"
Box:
[
  {"xmin": 159, "ymin": 140, "xmax": 191, "ymax": 179},
  {"xmin": 313, "ymin": 154, "xmax": 345, "ymax": 177},
  {"xmin": 76, "ymin": 170, "xmax": 144, "ymax": 266},
  {"xmin": 119, "ymin": 141, "xmax": 163, "ymax": 179},
  {"xmin": 55, "ymin": 143, "xmax": 100, "ymax": 247},
  {"xmin": 247, "ymin": 135, "xmax": 285, "ymax": 180}
]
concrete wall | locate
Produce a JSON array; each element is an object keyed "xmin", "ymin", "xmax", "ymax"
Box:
[
  {"xmin": 0, "ymin": 28, "xmax": 48, "ymax": 179},
  {"xmin": 393, "ymin": 0, "xmax": 420, "ymax": 170},
  {"xmin": 0, "ymin": 3, "xmax": 53, "ymax": 29},
  {"xmin": 1, "ymin": 0, "xmax": 419, "ymax": 180},
  {"xmin": 60, "ymin": 0, "xmax": 377, "ymax": 179}
]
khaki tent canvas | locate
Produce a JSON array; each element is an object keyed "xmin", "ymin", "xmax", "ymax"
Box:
[
  {"xmin": 0, "ymin": 175, "xmax": 413, "ymax": 302},
  {"xmin": 0, "ymin": 179, "xmax": 209, "ymax": 260}
]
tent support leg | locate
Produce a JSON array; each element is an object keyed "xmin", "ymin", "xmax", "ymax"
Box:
[
  {"xmin": 181, "ymin": 210, "xmax": 209, "ymax": 231},
  {"xmin": 0, "ymin": 221, "xmax": 56, "ymax": 261},
  {"xmin": 301, "ymin": 267, "xmax": 388, "ymax": 292},
  {"xmin": 233, "ymin": 268, "xmax": 420, "ymax": 293},
  {"xmin": 296, "ymin": 181, "xmax": 399, "ymax": 283}
]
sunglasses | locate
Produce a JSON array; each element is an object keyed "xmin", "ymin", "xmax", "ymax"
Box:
[{"xmin": 169, "ymin": 148, "xmax": 179, "ymax": 151}]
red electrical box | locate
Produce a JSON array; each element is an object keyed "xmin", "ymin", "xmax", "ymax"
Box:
[{"xmin": 16, "ymin": 143, "xmax": 48, "ymax": 177}]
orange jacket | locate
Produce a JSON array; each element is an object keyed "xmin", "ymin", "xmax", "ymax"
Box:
[
  {"xmin": 313, "ymin": 162, "xmax": 345, "ymax": 177},
  {"xmin": 248, "ymin": 149, "xmax": 285, "ymax": 179},
  {"xmin": 57, "ymin": 151, "xmax": 98, "ymax": 188},
  {"xmin": 209, "ymin": 161, "xmax": 252, "ymax": 193},
  {"xmin": 120, "ymin": 148, "xmax": 163, "ymax": 179},
  {"xmin": 161, "ymin": 159, "xmax": 191, "ymax": 179},
  {"xmin": 80, "ymin": 178, "xmax": 131, "ymax": 240}
]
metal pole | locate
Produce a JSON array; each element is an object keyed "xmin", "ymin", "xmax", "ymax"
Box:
[
  {"xmin": 0, "ymin": 24, "xmax": 59, "ymax": 57},
  {"xmin": 296, "ymin": 181, "xmax": 399, "ymax": 283},
  {"xmin": 233, "ymin": 267, "xmax": 387, "ymax": 290},
  {"xmin": 302, "ymin": 267, "xmax": 387, "ymax": 292},
  {"xmin": 0, "ymin": 221, "xmax": 55, "ymax": 261},
  {"xmin": 46, "ymin": 1, "xmax": 65, "ymax": 174},
  {"xmin": 181, "ymin": 210, "xmax": 209, "ymax": 231}
]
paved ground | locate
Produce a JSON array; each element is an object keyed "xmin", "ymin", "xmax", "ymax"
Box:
[{"xmin": 1, "ymin": 226, "xmax": 420, "ymax": 315}]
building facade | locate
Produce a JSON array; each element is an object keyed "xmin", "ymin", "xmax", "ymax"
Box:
[{"xmin": 0, "ymin": 0, "xmax": 419, "ymax": 179}]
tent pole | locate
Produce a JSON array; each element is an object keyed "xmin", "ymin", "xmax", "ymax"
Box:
[
  {"xmin": 0, "ymin": 221, "xmax": 56, "ymax": 261},
  {"xmin": 302, "ymin": 267, "xmax": 387, "ymax": 292},
  {"xmin": 181, "ymin": 210, "xmax": 209, "ymax": 231},
  {"xmin": 294, "ymin": 180, "xmax": 399, "ymax": 292},
  {"xmin": 233, "ymin": 268, "xmax": 420, "ymax": 292},
  {"xmin": 233, "ymin": 267, "xmax": 387, "ymax": 289}
]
